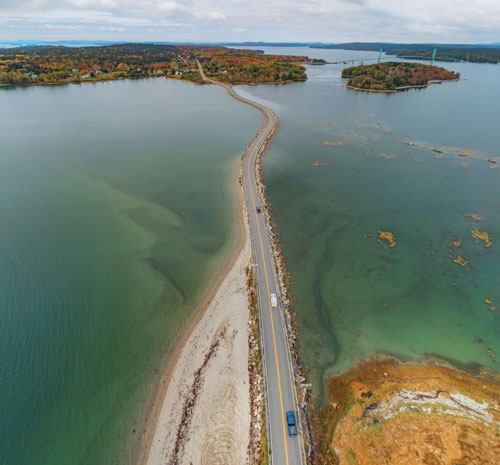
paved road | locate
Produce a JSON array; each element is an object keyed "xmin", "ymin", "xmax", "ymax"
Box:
[{"xmin": 197, "ymin": 62, "xmax": 304, "ymax": 465}]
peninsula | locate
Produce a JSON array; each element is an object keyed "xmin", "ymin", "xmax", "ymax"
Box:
[
  {"xmin": 0, "ymin": 43, "xmax": 309, "ymax": 86},
  {"xmin": 342, "ymin": 62, "xmax": 460, "ymax": 92},
  {"xmin": 314, "ymin": 357, "xmax": 500, "ymax": 465}
]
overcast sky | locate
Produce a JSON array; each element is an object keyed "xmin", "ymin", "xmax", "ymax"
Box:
[{"xmin": 1, "ymin": 0, "xmax": 499, "ymax": 43}]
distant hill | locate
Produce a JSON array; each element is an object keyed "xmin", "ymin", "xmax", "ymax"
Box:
[
  {"xmin": 310, "ymin": 42, "xmax": 500, "ymax": 64},
  {"xmin": 0, "ymin": 40, "xmax": 118, "ymax": 48},
  {"xmin": 311, "ymin": 42, "xmax": 500, "ymax": 50},
  {"xmin": 223, "ymin": 42, "xmax": 325, "ymax": 47},
  {"xmin": 220, "ymin": 42, "xmax": 500, "ymax": 63},
  {"xmin": 0, "ymin": 40, "xmax": 224, "ymax": 48}
]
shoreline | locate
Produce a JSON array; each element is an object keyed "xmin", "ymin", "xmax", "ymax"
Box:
[
  {"xmin": 0, "ymin": 74, "xmax": 307, "ymax": 89},
  {"xmin": 135, "ymin": 157, "xmax": 248, "ymax": 465},
  {"xmin": 314, "ymin": 355, "xmax": 500, "ymax": 464},
  {"xmin": 0, "ymin": 75, "xmax": 199, "ymax": 88},
  {"xmin": 346, "ymin": 78, "xmax": 460, "ymax": 93},
  {"xmin": 140, "ymin": 62, "xmax": 295, "ymax": 465}
]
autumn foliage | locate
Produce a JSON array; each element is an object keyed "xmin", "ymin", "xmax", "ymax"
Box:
[
  {"xmin": 199, "ymin": 50, "xmax": 307, "ymax": 83},
  {"xmin": 0, "ymin": 43, "xmax": 309, "ymax": 86},
  {"xmin": 342, "ymin": 62, "xmax": 460, "ymax": 91}
]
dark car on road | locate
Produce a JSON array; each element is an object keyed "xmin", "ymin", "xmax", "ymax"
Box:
[
  {"xmin": 286, "ymin": 411, "xmax": 297, "ymax": 436},
  {"xmin": 256, "ymin": 206, "xmax": 262, "ymax": 213}
]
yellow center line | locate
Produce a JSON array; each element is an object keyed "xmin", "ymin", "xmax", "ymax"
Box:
[
  {"xmin": 246, "ymin": 112, "xmax": 290, "ymax": 465},
  {"xmin": 199, "ymin": 62, "xmax": 293, "ymax": 463}
]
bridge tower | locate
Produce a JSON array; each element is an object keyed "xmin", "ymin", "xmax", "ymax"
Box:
[
  {"xmin": 432, "ymin": 48, "xmax": 437, "ymax": 65},
  {"xmin": 378, "ymin": 48, "xmax": 382, "ymax": 64}
]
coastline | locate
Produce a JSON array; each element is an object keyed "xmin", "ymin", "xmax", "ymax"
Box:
[
  {"xmin": 142, "ymin": 159, "xmax": 254, "ymax": 464},
  {"xmin": 346, "ymin": 78, "xmax": 460, "ymax": 93},
  {"xmin": 134, "ymin": 157, "xmax": 248, "ymax": 465},
  {"xmin": 140, "ymin": 63, "xmax": 298, "ymax": 465},
  {"xmin": 2, "ymin": 70, "xmax": 288, "ymax": 465},
  {"xmin": 314, "ymin": 356, "xmax": 500, "ymax": 464},
  {"xmin": 0, "ymin": 74, "xmax": 194, "ymax": 88},
  {"xmin": 0, "ymin": 74, "xmax": 307, "ymax": 89}
]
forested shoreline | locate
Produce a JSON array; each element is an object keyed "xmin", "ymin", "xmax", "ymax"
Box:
[
  {"xmin": 342, "ymin": 62, "xmax": 460, "ymax": 91},
  {"xmin": 313, "ymin": 42, "xmax": 500, "ymax": 64},
  {"xmin": 0, "ymin": 43, "xmax": 309, "ymax": 86}
]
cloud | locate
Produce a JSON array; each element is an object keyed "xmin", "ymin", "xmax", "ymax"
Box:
[
  {"xmin": 203, "ymin": 11, "xmax": 227, "ymax": 21},
  {"xmin": 156, "ymin": 1, "xmax": 187, "ymax": 14},
  {"xmin": 41, "ymin": 23, "xmax": 84, "ymax": 28},
  {"xmin": 0, "ymin": 0, "xmax": 499, "ymax": 43},
  {"xmin": 100, "ymin": 25, "xmax": 124, "ymax": 31},
  {"xmin": 72, "ymin": 0, "xmax": 118, "ymax": 8}
]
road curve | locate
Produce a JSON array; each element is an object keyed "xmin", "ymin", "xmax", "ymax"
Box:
[{"xmin": 197, "ymin": 62, "xmax": 304, "ymax": 465}]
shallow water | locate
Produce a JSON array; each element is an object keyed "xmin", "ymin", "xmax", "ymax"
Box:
[
  {"xmin": 0, "ymin": 78, "xmax": 260, "ymax": 465},
  {"xmin": 238, "ymin": 47, "xmax": 500, "ymax": 402}
]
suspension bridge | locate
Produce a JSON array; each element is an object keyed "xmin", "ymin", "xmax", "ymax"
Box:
[{"xmin": 335, "ymin": 48, "xmax": 460, "ymax": 66}]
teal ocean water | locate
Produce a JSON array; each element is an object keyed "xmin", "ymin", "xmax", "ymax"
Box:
[
  {"xmin": 0, "ymin": 78, "xmax": 260, "ymax": 465},
  {"xmin": 238, "ymin": 47, "xmax": 500, "ymax": 402}
]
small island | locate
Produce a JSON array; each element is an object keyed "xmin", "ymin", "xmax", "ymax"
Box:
[{"xmin": 342, "ymin": 62, "xmax": 460, "ymax": 92}]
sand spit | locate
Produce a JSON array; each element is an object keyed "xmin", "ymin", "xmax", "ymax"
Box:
[
  {"xmin": 143, "ymin": 64, "xmax": 295, "ymax": 465},
  {"xmin": 142, "ymin": 63, "xmax": 274, "ymax": 465},
  {"xmin": 145, "ymin": 214, "xmax": 253, "ymax": 465}
]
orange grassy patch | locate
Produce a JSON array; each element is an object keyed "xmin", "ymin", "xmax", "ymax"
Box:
[
  {"xmin": 316, "ymin": 357, "xmax": 500, "ymax": 465},
  {"xmin": 471, "ymin": 229, "xmax": 492, "ymax": 247},
  {"xmin": 464, "ymin": 213, "xmax": 485, "ymax": 221},
  {"xmin": 322, "ymin": 141, "xmax": 344, "ymax": 146},
  {"xmin": 312, "ymin": 161, "xmax": 329, "ymax": 167},
  {"xmin": 454, "ymin": 256, "xmax": 469, "ymax": 267},
  {"xmin": 448, "ymin": 238, "xmax": 462, "ymax": 248},
  {"xmin": 378, "ymin": 231, "xmax": 396, "ymax": 248}
]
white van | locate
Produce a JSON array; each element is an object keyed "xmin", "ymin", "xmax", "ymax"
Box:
[{"xmin": 270, "ymin": 293, "xmax": 278, "ymax": 308}]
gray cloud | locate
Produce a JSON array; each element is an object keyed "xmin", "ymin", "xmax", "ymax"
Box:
[{"xmin": 1, "ymin": 0, "xmax": 499, "ymax": 43}]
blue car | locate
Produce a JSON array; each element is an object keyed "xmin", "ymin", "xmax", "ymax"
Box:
[{"xmin": 286, "ymin": 411, "xmax": 297, "ymax": 436}]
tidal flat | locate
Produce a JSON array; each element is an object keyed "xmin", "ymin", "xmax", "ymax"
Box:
[
  {"xmin": 237, "ymin": 47, "xmax": 500, "ymax": 403},
  {"xmin": 0, "ymin": 78, "xmax": 260, "ymax": 465}
]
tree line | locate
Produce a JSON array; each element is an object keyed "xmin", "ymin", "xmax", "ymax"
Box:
[
  {"xmin": 342, "ymin": 62, "xmax": 460, "ymax": 91},
  {"xmin": 0, "ymin": 43, "xmax": 311, "ymax": 85}
]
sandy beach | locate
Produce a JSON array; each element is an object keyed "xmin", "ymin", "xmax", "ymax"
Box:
[{"xmin": 140, "ymin": 160, "xmax": 253, "ymax": 465}]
